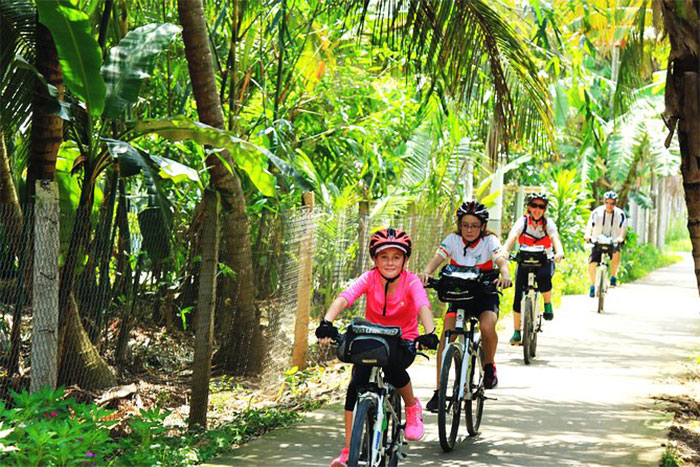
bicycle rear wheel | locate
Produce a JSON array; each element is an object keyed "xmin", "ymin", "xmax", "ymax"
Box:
[
  {"xmin": 597, "ymin": 266, "xmax": 607, "ymax": 314},
  {"xmin": 522, "ymin": 297, "xmax": 534, "ymax": 365},
  {"xmin": 348, "ymin": 399, "xmax": 376, "ymax": 467},
  {"xmin": 438, "ymin": 344, "xmax": 462, "ymax": 452},
  {"xmin": 465, "ymin": 339, "xmax": 485, "ymax": 436}
]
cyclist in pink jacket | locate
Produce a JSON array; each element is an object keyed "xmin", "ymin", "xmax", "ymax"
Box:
[{"xmin": 316, "ymin": 228, "xmax": 438, "ymax": 467}]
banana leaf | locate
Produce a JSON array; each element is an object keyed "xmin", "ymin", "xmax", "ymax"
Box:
[
  {"xmin": 134, "ymin": 118, "xmax": 277, "ymax": 196},
  {"xmin": 102, "ymin": 22, "xmax": 181, "ymax": 118},
  {"xmin": 36, "ymin": 0, "xmax": 105, "ymax": 118}
]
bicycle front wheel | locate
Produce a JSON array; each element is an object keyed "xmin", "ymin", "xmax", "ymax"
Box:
[
  {"xmin": 530, "ymin": 299, "xmax": 539, "ymax": 359},
  {"xmin": 385, "ymin": 392, "xmax": 402, "ymax": 467},
  {"xmin": 438, "ymin": 344, "xmax": 462, "ymax": 452},
  {"xmin": 348, "ymin": 399, "xmax": 376, "ymax": 467},
  {"xmin": 597, "ymin": 267, "xmax": 607, "ymax": 314},
  {"xmin": 465, "ymin": 340, "xmax": 485, "ymax": 436},
  {"xmin": 522, "ymin": 297, "xmax": 534, "ymax": 365}
]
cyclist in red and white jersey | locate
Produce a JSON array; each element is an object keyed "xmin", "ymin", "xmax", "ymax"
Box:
[{"xmin": 501, "ymin": 192, "xmax": 565, "ymax": 346}]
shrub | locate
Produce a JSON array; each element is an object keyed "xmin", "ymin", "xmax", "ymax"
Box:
[{"xmin": 0, "ymin": 387, "xmax": 116, "ymax": 466}]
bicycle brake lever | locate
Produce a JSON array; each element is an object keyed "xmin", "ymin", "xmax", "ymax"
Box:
[{"xmin": 415, "ymin": 351, "xmax": 430, "ymax": 360}]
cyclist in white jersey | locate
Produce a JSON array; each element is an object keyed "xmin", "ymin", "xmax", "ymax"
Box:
[
  {"xmin": 418, "ymin": 201, "xmax": 512, "ymax": 410},
  {"xmin": 584, "ymin": 191, "xmax": 627, "ymax": 296}
]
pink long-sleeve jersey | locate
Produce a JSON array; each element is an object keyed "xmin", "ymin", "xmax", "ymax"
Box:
[{"xmin": 338, "ymin": 269, "xmax": 431, "ymax": 340}]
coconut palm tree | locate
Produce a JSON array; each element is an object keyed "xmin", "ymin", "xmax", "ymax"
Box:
[{"xmin": 657, "ymin": 0, "xmax": 700, "ymax": 293}]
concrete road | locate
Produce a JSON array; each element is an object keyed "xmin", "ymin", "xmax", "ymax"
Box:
[{"xmin": 206, "ymin": 254, "xmax": 700, "ymax": 467}]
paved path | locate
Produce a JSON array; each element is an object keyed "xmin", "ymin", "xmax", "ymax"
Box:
[{"xmin": 206, "ymin": 254, "xmax": 700, "ymax": 466}]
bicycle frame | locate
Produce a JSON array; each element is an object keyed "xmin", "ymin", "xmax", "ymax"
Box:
[
  {"xmin": 521, "ymin": 270, "xmax": 540, "ymax": 328},
  {"xmin": 353, "ymin": 366, "xmax": 404, "ymax": 466},
  {"xmin": 441, "ymin": 307, "xmax": 479, "ymax": 404}
]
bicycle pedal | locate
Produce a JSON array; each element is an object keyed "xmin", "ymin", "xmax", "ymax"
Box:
[
  {"xmin": 398, "ymin": 451, "xmax": 408, "ymax": 460},
  {"xmin": 483, "ymin": 396, "xmax": 498, "ymax": 401}
]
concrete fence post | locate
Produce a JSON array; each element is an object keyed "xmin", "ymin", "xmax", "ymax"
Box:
[
  {"xmin": 292, "ymin": 192, "xmax": 315, "ymax": 370},
  {"xmin": 30, "ymin": 180, "xmax": 59, "ymax": 393}
]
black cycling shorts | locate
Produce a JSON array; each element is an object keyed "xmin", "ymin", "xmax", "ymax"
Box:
[
  {"xmin": 589, "ymin": 242, "xmax": 622, "ymax": 264},
  {"xmin": 513, "ymin": 262, "xmax": 554, "ymax": 313},
  {"xmin": 344, "ymin": 358, "xmax": 413, "ymax": 411},
  {"xmin": 444, "ymin": 293, "xmax": 500, "ymax": 319}
]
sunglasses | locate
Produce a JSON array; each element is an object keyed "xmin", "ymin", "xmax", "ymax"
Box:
[{"xmin": 529, "ymin": 203, "xmax": 547, "ymax": 209}]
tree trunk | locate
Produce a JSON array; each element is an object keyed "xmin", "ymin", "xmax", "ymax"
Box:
[
  {"xmin": 647, "ymin": 172, "xmax": 657, "ymax": 246},
  {"xmin": 178, "ymin": 0, "xmax": 264, "ymax": 374},
  {"xmin": 0, "ymin": 127, "xmax": 23, "ymax": 242},
  {"xmin": 354, "ymin": 200, "xmax": 370, "ymax": 276},
  {"xmin": 660, "ymin": 0, "xmax": 700, "ymax": 293},
  {"xmin": 57, "ymin": 184, "xmax": 115, "ymax": 389},
  {"xmin": 189, "ymin": 190, "xmax": 220, "ymax": 430},
  {"xmin": 57, "ymin": 293, "xmax": 116, "ymax": 389},
  {"xmin": 678, "ymin": 71, "xmax": 700, "ymax": 293}
]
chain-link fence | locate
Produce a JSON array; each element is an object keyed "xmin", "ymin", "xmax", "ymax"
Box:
[{"xmin": 0, "ymin": 194, "xmax": 453, "ymax": 412}]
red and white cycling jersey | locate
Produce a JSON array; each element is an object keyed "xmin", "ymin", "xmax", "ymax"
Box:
[
  {"xmin": 436, "ymin": 233, "xmax": 502, "ymax": 271},
  {"xmin": 509, "ymin": 215, "xmax": 558, "ymax": 254}
]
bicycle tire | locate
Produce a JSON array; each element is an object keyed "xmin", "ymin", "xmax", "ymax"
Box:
[
  {"xmin": 385, "ymin": 392, "xmax": 402, "ymax": 466},
  {"xmin": 529, "ymin": 297, "xmax": 538, "ymax": 358},
  {"xmin": 348, "ymin": 399, "xmax": 375, "ymax": 467},
  {"xmin": 438, "ymin": 344, "xmax": 462, "ymax": 452},
  {"xmin": 465, "ymin": 339, "xmax": 485, "ymax": 436},
  {"xmin": 597, "ymin": 266, "xmax": 606, "ymax": 314},
  {"xmin": 522, "ymin": 297, "xmax": 533, "ymax": 365}
]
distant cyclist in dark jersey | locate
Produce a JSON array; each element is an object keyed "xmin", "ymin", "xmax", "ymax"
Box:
[
  {"xmin": 501, "ymin": 192, "xmax": 565, "ymax": 345},
  {"xmin": 418, "ymin": 201, "xmax": 512, "ymax": 411}
]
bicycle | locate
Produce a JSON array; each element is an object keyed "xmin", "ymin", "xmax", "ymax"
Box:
[
  {"xmin": 426, "ymin": 265, "xmax": 498, "ymax": 452},
  {"xmin": 334, "ymin": 318, "xmax": 427, "ymax": 466},
  {"xmin": 590, "ymin": 235, "xmax": 618, "ymax": 314},
  {"xmin": 512, "ymin": 245, "xmax": 552, "ymax": 365}
]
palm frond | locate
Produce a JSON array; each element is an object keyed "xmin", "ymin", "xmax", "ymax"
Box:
[
  {"xmin": 0, "ymin": 0, "xmax": 35, "ymax": 133},
  {"xmin": 349, "ymin": 0, "xmax": 554, "ymax": 157}
]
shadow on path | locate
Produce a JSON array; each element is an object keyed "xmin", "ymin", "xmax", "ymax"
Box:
[{"xmin": 206, "ymin": 254, "xmax": 700, "ymax": 466}]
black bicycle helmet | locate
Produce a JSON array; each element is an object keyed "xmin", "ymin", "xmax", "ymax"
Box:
[
  {"xmin": 526, "ymin": 192, "xmax": 549, "ymax": 205},
  {"xmin": 603, "ymin": 190, "xmax": 618, "ymax": 200},
  {"xmin": 456, "ymin": 201, "xmax": 489, "ymax": 224}
]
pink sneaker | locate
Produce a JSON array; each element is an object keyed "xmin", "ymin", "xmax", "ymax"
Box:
[
  {"xmin": 404, "ymin": 398, "xmax": 424, "ymax": 441},
  {"xmin": 330, "ymin": 447, "xmax": 349, "ymax": 467}
]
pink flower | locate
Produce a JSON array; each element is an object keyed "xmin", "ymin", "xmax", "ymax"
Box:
[{"xmin": 86, "ymin": 452, "xmax": 95, "ymax": 457}]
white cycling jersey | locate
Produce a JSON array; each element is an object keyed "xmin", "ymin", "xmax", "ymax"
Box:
[{"xmin": 585, "ymin": 205, "xmax": 627, "ymax": 239}]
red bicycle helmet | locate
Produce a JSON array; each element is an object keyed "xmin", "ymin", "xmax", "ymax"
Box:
[
  {"xmin": 369, "ymin": 227, "xmax": 412, "ymax": 258},
  {"xmin": 456, "ymin": 201, "xmax": 490, "ymax": 224}
]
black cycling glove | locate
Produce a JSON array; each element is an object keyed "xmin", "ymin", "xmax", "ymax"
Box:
[
  {"xmin": 315, "ymin": 318, "xmax": 339, "ymax": 339},
  {"xmin": 415, "ymin": 331, "xmax": 439, "ymax": 350}
]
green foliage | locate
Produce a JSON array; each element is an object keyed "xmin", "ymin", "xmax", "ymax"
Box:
[
  {"xmin": 0, "ymin": 386, "xmax": 308, "ymax": 466},
  {"xmin": 36, "ymin": 0, "xmax": 105, "ymax": 118},
  {"xmin": 617, "ymin": 231, "xmax": 680, "ymax": 283},
  {"xmin": 545, "ymin": 168, "xmax": 592, "ymax": 252},
  {"xmin": 133, "ymin": 118, "xmax": 277, "ymax": 196},
  {"xmin": 661, "ymin": 442, "xmax": 684, "ymax": 466},
  {"xmin": 553, "ymin": 250, "xmax": 590, "ymax": 296},
  {"xmin": 0, "ymin": 387, "xmax": 116, "ymax": 465},
  {"xmin": 102, "ymin": 23, "xmax": 181, "ymax": 118},
  {"xmin": 665, "ymin": 215, "xmax": 692, "ymax": 252}
]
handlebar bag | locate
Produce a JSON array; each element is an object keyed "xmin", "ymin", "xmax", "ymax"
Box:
[
  {"xmin": 337, "ymin": 317, "xmax": 402, "ymax": 367},
  {"xmin": 517, "ymin": 247, "xmax": 548, "ymax": 267},
  {"xmin": 435, "ymin": 265, "xmax": 484, "ymax": 303}
]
